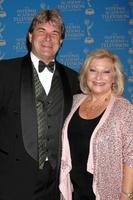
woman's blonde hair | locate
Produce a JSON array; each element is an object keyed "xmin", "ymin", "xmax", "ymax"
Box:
[{"xmin": 79, "ymin": 48, "xmax": 125, "ymax": 96}]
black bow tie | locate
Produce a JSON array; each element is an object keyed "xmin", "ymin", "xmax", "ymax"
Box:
[{"xmin": 38, "ymin": 60, "xmax": 55, "ymax": 73}]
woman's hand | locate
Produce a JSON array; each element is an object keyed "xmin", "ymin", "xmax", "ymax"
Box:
[
  {"xmin": 120, "ymin": 164, "xmax": 133, "ymax": 200},
  {"xmin": 119, "ymin": 193, "xmax": 131, "ymax": 200}
]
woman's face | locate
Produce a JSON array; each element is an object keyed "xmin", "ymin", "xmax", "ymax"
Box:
[{"xmin": 87, "ymin": 57, "xmax": 115, "ymax": 96}]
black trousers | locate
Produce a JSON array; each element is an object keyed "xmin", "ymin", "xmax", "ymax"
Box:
[{"xmin": 34, "ymin": 161, "xmax": 60, "ymax": 200}]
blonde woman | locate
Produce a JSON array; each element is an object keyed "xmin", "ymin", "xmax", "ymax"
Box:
[{"xmin": 59, "ymin": 49, "xmax": 133, "ymax": 200}]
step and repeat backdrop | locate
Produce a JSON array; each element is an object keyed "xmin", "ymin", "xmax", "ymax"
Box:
[{"xmin": 0, "ymin": 0, "xmax": 133, "ymax": 101}]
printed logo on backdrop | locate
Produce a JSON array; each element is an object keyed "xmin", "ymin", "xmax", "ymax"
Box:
[
  {"xmin": 0, "ymin": 0, "xmax": 6, "ymax": 59},
  {"xmin": 128, "ymin": 1, "xmax": 133, "ymax": 55},
  {"xmin": 101, "ymin": 3, "xmax": 130, "ymax": 50},
  {"xmin": 13, "ymin": 7, "xmax": 36, "ymax": 24},
  {"xmin": 12, "ymin": 38, "xmax": 27, "ymax": 54},
  {"xmin": 128, "ymin": 0, "xmax": 133, "ymax": 11},
  {"xmin": 95, "ymin": 2, "xmax": 132, "ymax": 101},
  {"xmin": 0, "ymin": 22, "xmax": 6, "ymax": 60},
  {"xmin": 128, "ymin": 13, "xmax": 133, "ymax": 100},
  {"xmin": 13, "ymin": 7, "xmax": 37, "ymax": 54},
  {"xmin": 128, "ymin": 0, "xmax": 133, "ymax": 101},
  {"xmin": 128, "ymin": 0, "xmax": 133, "ymax": 26},
  {"xmin": 102, "ymin": 4, "xmax": 129, "ymax": 22},
  {"xmin": 84, "ymin": 19, "xmax": 94, "ymax": 44},
  {"xmin": 0, "ymin": 0, "xmax": 6, "ymax": 17},
  {"xmin": 58, "ymin": 0, "xmax": 85, "ymax": 11},
  {"xmin": 0, "ymin": 22, "xmax": 6, "ymax": 46},
  {"xmin": 0, "ymin": 50, "xmax": 5, "ymax": 59},
  {"xmin": 40, "ymin": 3, "xmax": 47, "ymax": 10},
  {"xmin": 84, "ymin": 0, "xmax": 95, "ymax": 45},
  {"xmin": 127, "ymin": 58, "xmax": 133, "ymax": 109},
  {"xmin": 65, "ymin": 23, "xmax": 85, "ymax": 40},
  {"xmin": 85, "ymin": 0, "xmax": 95, "ymax": 16},
  {"xmin": 57, "ymin": 0, "xmax": 85, "ymax": 71},
  {"xmin": 101, "ymin": 33, "xmax": 129, "ymax": 50},
  {"xmin": 129, "ymin": 18, "xmax": 133, "ymax": 25},
  {"xmin": 58, "ymin": 52, "xmax": 83, "ymax": 72},
  {"xmin": 128, "ymin": 29, "xmax": 133, "ymax": 55}
]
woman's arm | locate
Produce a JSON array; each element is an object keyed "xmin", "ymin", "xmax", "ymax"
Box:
[{"xmin": 120, "ymin": 164, "xmax": 133, "ymax": 200}]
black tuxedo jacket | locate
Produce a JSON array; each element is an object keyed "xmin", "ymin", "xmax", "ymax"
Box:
[{"xmin": 0, "ymin": 54, "xmax": 80, "ymax": 200}]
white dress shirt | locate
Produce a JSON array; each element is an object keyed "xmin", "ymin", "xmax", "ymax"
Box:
[{"xmin": 30, "ymin": 52, "xmax": 55, "ymax": 95}]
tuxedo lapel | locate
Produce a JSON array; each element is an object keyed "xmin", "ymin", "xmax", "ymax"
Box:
[
  {"xmin": 56, "ymin": 62, "xmax": 73, "ymax": 121},
  {"xmin": 21, "ymin": 55, "xmax": 38, "ymax": 161}
]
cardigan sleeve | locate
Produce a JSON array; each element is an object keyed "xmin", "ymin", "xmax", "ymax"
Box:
[{"xmin": 122, "ymin": 105, "xmax": 133, "ymax": 167}]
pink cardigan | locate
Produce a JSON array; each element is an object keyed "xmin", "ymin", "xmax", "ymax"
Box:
[{"xmin": 59, "ymin": 94, "xmax": 133, "ymax": 200}]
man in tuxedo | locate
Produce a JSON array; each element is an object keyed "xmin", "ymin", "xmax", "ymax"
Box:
[{"xmin": 0, "ymin": 9, "xmax": 80, "ymax": 200}]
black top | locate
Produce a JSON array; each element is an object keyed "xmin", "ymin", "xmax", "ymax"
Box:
[{"xmin": 68, "ymin": 107, "xmax": 103, "ymax": 200}]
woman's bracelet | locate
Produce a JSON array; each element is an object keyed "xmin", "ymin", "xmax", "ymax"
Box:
[{"xmin": 122, "ymin": 191, "xmax": 133, "ymax": 200}]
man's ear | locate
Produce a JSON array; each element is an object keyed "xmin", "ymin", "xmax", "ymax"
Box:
[
  {"xmin": 60, "ymin": 39, "xmax": 63, "ymax": 47},
  {"xmin": 28, "ymin": 32, "xmax": 32, "ymax": 43}
]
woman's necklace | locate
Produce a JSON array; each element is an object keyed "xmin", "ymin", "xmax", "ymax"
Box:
[{"xmin": 80, "ymin": 93, "xmax": 111, "ymax": 119}]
